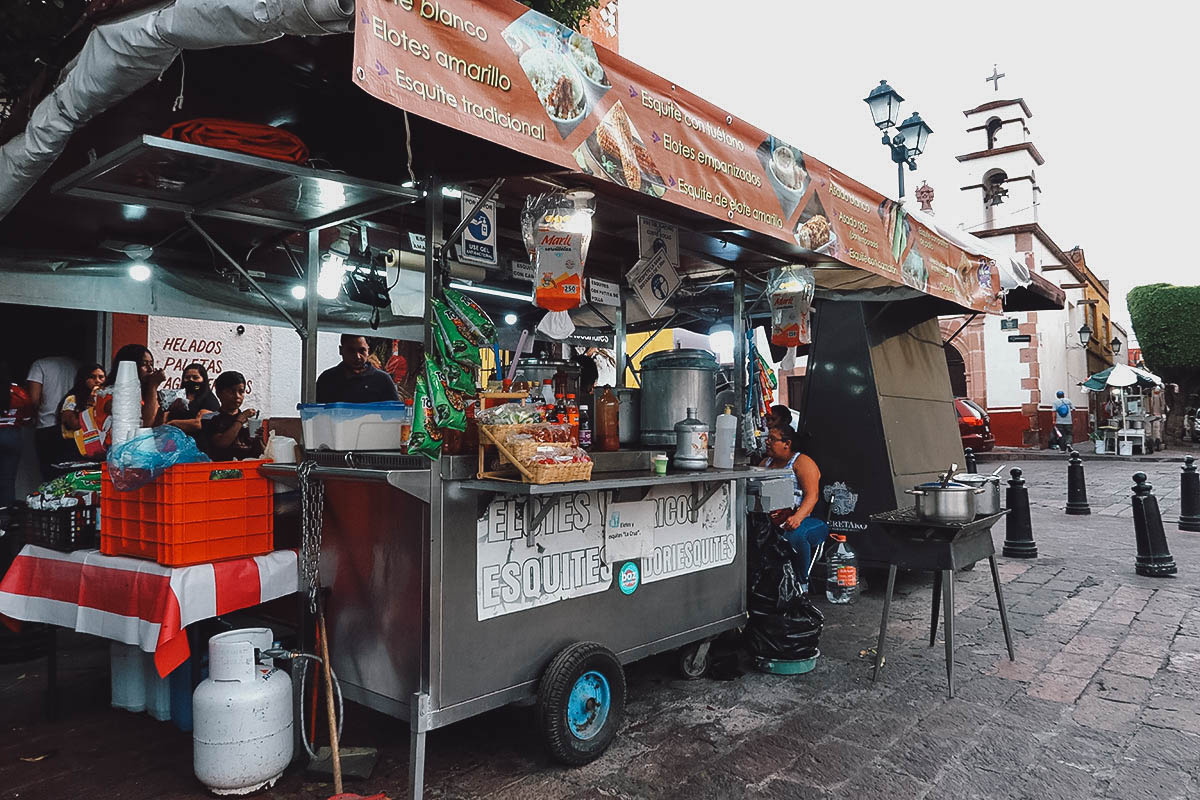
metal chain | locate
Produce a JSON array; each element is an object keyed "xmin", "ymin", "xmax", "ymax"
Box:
[{"xmin": 298, "ymin": 459, "xmax": 324, "ymax": 613}]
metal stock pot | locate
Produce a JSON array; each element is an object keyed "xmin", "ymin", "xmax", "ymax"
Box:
[
  {"xmin": 639, "ymin": 349, "xmax": 719, "ymax": 445},
  {"xmin": 905, "ymin": 482, "xmax": 984, "ymax": 524},
  {"xmin": 953, "ymin": 473, "xmax": 1002, "ymax": 516}
]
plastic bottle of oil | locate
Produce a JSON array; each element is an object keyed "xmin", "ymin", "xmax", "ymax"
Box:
[{"xmin": 825, "ymin": 534, "xmax": 859, "ymax": 604}]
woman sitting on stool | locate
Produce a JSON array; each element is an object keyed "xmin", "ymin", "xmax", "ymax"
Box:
[{"xmin": 761, "ymin": 425, "xmax": 828, "ymax": 592}]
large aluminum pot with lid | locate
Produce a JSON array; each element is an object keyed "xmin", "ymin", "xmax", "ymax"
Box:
[
  {"xmin": 953, "ymin": 472, "xmax": 1002, "ymax": 516},
  {"xmin": 904, "ymin": 482, "xmax": 983, "ymax": 524},
  {"xmin": 638, "ymin": 348, "xmax": 719, "ymax": 446}
]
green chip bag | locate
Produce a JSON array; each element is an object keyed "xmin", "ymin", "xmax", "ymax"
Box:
[
  {"xmin": 444, "ymin": 287, "xmax": 495, "ymax": 343},
  {"xmin": 425, "ymin": 357, "xmax": 467, "ymax": 432},
  {"xmin": 408, "ymin": 375, "xmax": 443, "ymax": 460},
  {"xmin": 441, "ymin": 355, "xmax": 477, "ymax": 397},
  {"xmin": 431, "ymin": 299, "xmax": 482, "ymax": 367}
]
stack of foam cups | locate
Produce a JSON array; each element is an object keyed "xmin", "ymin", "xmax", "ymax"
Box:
[{"xmin": 110, "ymin": 361, "xmax": 142, "ymax": 446}]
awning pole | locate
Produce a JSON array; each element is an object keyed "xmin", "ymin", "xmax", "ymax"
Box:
[
  {"xmin": 424, "ymin": 179, "xmax": 443, "ymax": 357},
  {"xmin": 301, "ymin": 228, "xmax": 319, "ymax": 403},
  {"xmin": 184, "ymin": 216, "xmax": 305, "ymax": 336},
  {"xmin": 614, "ymin": 289, "xmax": 626, "ymax": 389},
  {"xmin": 733, "ymin": 274, "xmax": 746, "ymax": 456},
  {"xmin": 943, "ymin": 312, "xmax": 979, "ymax": 348}
]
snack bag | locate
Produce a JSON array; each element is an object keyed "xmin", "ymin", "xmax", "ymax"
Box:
[
  {"xmin": 440, "ymin": 355, "xmax": 478, "ymax": 397},
  {"xmin": 431, "ymin": 298, "xmax": 483, "ymax": 368},
  {"xmin": 443, "ymin": 287, "xmax": 496, "ymax": 343},
  {"xmin": 533, "ymin": 229, "xmax": 584, "ymax": 311},
  {"xmin": 767, "ymin": 266, "xmax": 815, "ymax": 347},
  {"xmin": 408, "ymin": 376, "xmax": 443, "ymax": 460},
  {"xmin": 424, "ymin": 357, "xmax": 467, "ymax": 432}
]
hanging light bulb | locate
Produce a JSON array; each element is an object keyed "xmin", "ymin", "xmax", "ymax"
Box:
[{"xmin": 291, "ymin": 285, "xmax": 307, "ymax": 300}]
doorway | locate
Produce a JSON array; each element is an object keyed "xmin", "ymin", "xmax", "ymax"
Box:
[{"xmin": 944, "ymin": 345, "xmax": 967, "ymax": 398}]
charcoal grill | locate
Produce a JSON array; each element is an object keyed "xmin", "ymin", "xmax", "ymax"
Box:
[{"xmin": 868, "ymin": 507, "xmax": 1015, "ymax": 698}]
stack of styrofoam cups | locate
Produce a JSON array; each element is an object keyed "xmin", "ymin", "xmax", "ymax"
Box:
[{"xmin": 110, "ymin": 361, "xmax": 143, "ymax": 446}]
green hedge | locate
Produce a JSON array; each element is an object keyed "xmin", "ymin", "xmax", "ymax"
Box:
[{"xmin": 1127, "ymin": 283, "xmax": 1200, "ymax": 375}]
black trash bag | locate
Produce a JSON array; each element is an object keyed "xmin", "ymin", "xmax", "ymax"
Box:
[{"xmin": 746, "ymin": 558, "xmax": 825, "ymax": 661}]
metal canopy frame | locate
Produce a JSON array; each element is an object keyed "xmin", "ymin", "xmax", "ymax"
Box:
[
  {"xmin": 50, "ymin": 136, "xmax": 423, "ymax": 401},
  {"xmin": 52, "ymin": 135, "xmax": 422, "ymax": 232}
]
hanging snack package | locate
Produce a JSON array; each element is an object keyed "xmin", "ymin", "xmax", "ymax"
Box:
[
  {"xmin": 440, "ymin": 354, "xmax": 477, "ymax": 397},
  {"xmin": 767, "ymin": 265, "xmax": 815, "ymax": 347},
  {"xmin": 408, "ymin": 375, "xmax": 443, "ymax": 460},
  {"xmin": 424, "ymin": 356, "xmax": 467, "ymax": 432},
  {"xmin": 443, "ymin": 287, "xmax": 496, "ymax": 343},
  {"xmin": 430, "ymin": 298, "xmax": 482, "ymax": 367},
  {"xmin": 533, "ymin": 229, "xmax": 584, "ymax": 312}
]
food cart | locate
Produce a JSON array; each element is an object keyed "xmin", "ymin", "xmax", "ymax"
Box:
[{"xmin": 0, "ymin": 0, "xmax": 1062, "ymax": 796}]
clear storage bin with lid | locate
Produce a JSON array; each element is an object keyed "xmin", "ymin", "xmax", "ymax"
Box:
[{"xmin": 297, "ymin": 402, "xmax": 408, "ymax": 451}]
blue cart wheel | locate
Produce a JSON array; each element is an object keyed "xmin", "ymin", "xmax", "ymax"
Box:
[{"xmin": 537, "ymin": 642, "xmax": 625, "ymax": 765}]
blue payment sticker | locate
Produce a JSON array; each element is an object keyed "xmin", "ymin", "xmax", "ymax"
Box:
[{"xmin": 617, "ymin": 561, "xmax": 640, "ymax": 595}]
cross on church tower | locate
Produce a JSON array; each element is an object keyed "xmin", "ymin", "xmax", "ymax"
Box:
[{"xmin": 986, "ymin": 64, "xmax": 1005, "ymax": 92}]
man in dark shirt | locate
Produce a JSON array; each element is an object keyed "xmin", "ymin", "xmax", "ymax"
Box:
[{"xmin": 316, "ymin": 335, "xmax": 400, "ymax": 403}]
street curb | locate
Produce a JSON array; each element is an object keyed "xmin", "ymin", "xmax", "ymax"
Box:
[{"xmin": 975, "ymin": 450, "xmax": 1196, "ymax": 464}]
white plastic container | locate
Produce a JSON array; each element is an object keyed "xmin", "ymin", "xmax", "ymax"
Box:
[
  {"xmin": 110, "ymin": 643, "xmax": 171, "ymax": 720},
  {"xmin": 194, "ymin": 628, "xmax": 293, "ymax": 796},
  {"xmin": 713, "ymin": 405, "xmax": 737, "ymax": 469},
  {"xmin": 298, "ymin": 402, "xmax": 407, "ymax": 451}
]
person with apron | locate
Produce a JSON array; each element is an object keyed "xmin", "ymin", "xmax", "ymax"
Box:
[{"xmin": 761, "ymin": 425, "xmax": 828, "ymax": 591}]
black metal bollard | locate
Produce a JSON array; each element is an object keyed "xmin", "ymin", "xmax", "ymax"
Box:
[
  {"xmin": 1180, "ymin": 457, "xmax": 1200, "ymax": 533},
  {"xmin": 1066, "ymin": 450, "xmax": 1091, "ymax": 516},
  {"xmin": 1132, "ymin": 472, "xmax": 1178, "ymax": 577},
  {"xmin": 1003, "ymin": 467, "xmax": 1038, "ymax": 558},
  {"xmin": 965, "ymin": 448, "xmax": 977, "ymax": 474}
]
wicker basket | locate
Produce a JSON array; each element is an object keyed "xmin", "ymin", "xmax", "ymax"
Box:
[
  {"xmin": 525, "ymin": 459, "xmax": 594, "ymax": 484},
  {"xmin": 482, "ymin": 424, "xmax": 574, "ymax": 464}
]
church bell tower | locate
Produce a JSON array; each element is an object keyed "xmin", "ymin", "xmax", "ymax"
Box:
[{"xmin": 957, "ymin": 66, "xmax": 1044, "ymax": 231}]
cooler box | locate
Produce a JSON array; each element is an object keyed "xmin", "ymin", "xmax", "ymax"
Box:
[
  {"xmin": 298, "ymin": 402, "xmax": 407, "ymax": 450},
  {"xmin": 100, "ymin": 460, "xmax": 273, "ymax": 567}
]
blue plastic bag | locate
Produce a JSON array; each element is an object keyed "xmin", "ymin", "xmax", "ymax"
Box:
[{"xmin": 107, "ymin": 426, "xmax": 210, "ymax": 491}]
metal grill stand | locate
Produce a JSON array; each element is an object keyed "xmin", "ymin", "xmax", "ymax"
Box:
[{"xmin": 868, "ymin": 508, "xmax": 1014, "ymax": 698}]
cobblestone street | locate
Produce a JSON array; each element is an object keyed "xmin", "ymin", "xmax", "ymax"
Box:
[{"xmin": 3, "ymin": 460, "xmax": 1199, "ymax": 800}]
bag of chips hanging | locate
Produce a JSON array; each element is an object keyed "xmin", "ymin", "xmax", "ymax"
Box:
[
  {"xmin": 430, "ymin": 298, "xmax": 482, "ymax": 367},
  {"xmin": 424, "ymin": 356, "xmax": 467, "ymax": 432},
  {"xmin": 533, "ymin": 229, "xmax": 585, "ymax": 312},
  {"xmin": 443, "ymin": 287, "xmax": 495, "ymax": 343},
  {"xmin": 767, "ymin": 265, "xmax": 815, "ymax": 347},
  {"xmin": 408, "ymin": 375, "xmax": 443, "ymax": 460},
  {"xmin": 440, "ymin": 355, "xmax": 477, "ymax": 397}
]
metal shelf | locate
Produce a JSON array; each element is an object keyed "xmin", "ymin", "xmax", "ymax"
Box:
[{"xmin": 455, "ymin": 465, "xmax": 785, "ymax": 496}]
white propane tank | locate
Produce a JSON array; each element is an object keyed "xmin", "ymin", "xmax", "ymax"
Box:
[{"xmin": 193, "ymin": 628, "xmax": 294, "ymax": 795}]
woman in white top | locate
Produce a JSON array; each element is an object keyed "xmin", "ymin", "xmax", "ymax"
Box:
[{"xmin": 761, "ymin": 425, "xmax": 827, "ymax": 589}]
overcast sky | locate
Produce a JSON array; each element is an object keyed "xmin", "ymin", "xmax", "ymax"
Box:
[{"xmin": 619, "ymin": 0, "xmax": 1198, "ymax": 342}]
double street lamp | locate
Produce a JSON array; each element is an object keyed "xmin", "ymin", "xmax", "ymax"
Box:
[
  {"xmin": 1077, "ymin": 322, "xmax": 1124, "ymax": 357},
  {"xmin": 864, "ymin": 80, "xmax": 933, "ymax": 199}
]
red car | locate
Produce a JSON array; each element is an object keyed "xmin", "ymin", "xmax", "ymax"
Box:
[{"xmin": 956, "ymin": 398, "xmax": 995, "ymax": 452}]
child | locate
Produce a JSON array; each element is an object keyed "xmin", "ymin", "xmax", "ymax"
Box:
[{"xmin": 200, "ymin": 371, "xmax": 265, "ymax": 461}]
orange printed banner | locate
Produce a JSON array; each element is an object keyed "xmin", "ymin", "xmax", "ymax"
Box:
[{"xmin": 353, "ymin": 0, "xmax": 1001, "ymax": 313}]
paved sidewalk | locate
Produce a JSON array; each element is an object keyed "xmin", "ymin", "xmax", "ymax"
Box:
[{"xmin": 2, "ymin": 466, "xmax": 1199, "ymax": 800}]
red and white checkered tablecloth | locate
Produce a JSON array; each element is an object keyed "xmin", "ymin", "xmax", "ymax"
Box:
[{"xmin": 0, "ymin": 546, "xmax": 298, "ymax": 677}]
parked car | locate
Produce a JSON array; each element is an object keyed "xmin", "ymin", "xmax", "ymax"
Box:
[{"xmin": 955, "ymin": 397, "xmax": 995, "ymax": 452}]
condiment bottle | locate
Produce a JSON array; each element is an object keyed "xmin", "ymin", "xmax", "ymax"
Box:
[
  {"xmin": 595, "ymin": 387, "xmax": 620, "ymax": 452},
  {"xmin": 578, "ymin": 400, "xmax": 592, "ymax": 449},
  {"xmin": 400, "ymin": 398, "xmax": 414, "ymax": 451},
  {"xmin": 566, "ymin": 393, "xmax": 581, "ymax": 444},
  {"xmin": 541, "ymin": 379, "xmax": 556, "ymax": 409},
  {"xmin": 713, "ymin": 405, "xmax": 737, "ymax": 469},
  {"xmin": 553, "ymin": 393, "xmax": 567, "ymax": 425}
]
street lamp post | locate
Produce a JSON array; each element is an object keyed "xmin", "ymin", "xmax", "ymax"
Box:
[
  {"xmin": 1110, "ymin": 336, "xmax": 1123, "ymax": 356},
  {"xmin": 1077, "ymin": 323, "xmax": 1092, "ymax": 347},
  {"xmin": 863, "ymin": 80, "xmax": 933, "ymax": 198}
]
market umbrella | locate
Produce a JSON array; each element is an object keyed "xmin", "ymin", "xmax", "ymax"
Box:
[{"xmin": 1079, "ymin": 364, "xmax": 1162, "ymax": 392}]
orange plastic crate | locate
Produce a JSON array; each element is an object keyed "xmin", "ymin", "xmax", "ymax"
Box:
[{"xmin": 100, "ymin": 460, "xmax": 274, "ymax": 567}]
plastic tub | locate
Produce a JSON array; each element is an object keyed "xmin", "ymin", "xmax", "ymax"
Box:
[
  {"xmin": 100, "ymin": 460, "xmax": 273, "ymax": 567},
  {"xmin": 298, "ymin": 402, "xmax": 407, "ymax": 451}
]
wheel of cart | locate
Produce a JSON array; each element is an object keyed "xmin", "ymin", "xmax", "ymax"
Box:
[
  {"xmin": 537, "ymin": 642, "xmax": 626, "ymax": 765},
  {"xmin": 675, "ymin": 638, "xmax": 713, "ymax": 680}
]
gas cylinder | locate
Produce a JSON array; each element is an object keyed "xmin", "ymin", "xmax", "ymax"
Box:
[{"xmin": 193, "ymin": 628, "xmax": 294, "ymax": 795}]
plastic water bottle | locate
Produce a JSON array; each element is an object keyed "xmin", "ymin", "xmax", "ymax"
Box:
[{"xmin": 825, "ymin": 534, "xmax": 859, "ymax": 604}]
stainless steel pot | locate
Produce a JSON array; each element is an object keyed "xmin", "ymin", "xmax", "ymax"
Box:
[
  {"xmin": 905, "ymin": 482, "xmax": 983, "ymax": 524},
  {"xmin": 639, "ymin": 349, "xmax": 719, "ymax": 446},
  {"xmin": 953, "ymin": 473, "xmax": 1001, "ymax": 516}
]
